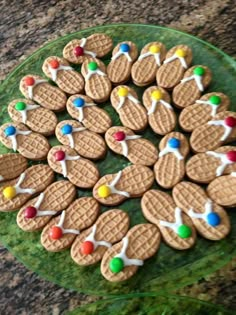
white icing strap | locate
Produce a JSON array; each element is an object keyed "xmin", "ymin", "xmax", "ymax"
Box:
[
  {"xmin": 85, "ymin": 69, "xmax": 106, "ymax": 81},
  {"xmin": 196, "ymin": 99, "xmax": 219, "ymax": 117},
  {"xmin": 79, "ymin": 38, "xmax": 97, "ymax": 58},
  {"xmin": 231, "ymin": 172, "xmax": 236, "ymax": 177},
  {"xmin": 206, "ymin": 151, "xmax": 233, "ymax": 176},
  {"xmin": 49, "ymin": 65, "xmax": 73, "ymax": 81},
  {"xmin": 181, "ymin": 75, "xmax": 204, "ymax": 91},
  {"xmin": 138, "ymin": 52, "xmax": 161, "ymax": 66},
  {"xmin": 159, "ymin": 143, "xmax": 184, "ymax": 160},
  {"xmin": 14, "ymin": 173, "xmax": 35, "ymax": 195},
  {"xmin": 114, "ymin": 236, "xmax": 143, "ymax": 266},
  {"xmin": 148, "ymin": 98, "xmax": 172, "ymax": 115},
  {"xmin": 85, "ymin": 225, "xmax": 112, "ymax": 250},
  {"xmin": 119, "ymin": 135, "xmax": 141, "ymax": 157},
  {"xmin": 188, "ymin": 199, "xmax": 213, "ymax": 221},
  {"xmin": 111, "ymin": 51, "xmax": 132, "ymax": 62},
  {"xmin": 60, "ymin": 154, "xmax": 80, "ymax": 177},
  {"xmin": 18, "ymin": 104, "xmax": 40, "ymax": 124},
  {"xmin": 117, "ymin": 94, "xmax": 139, "ymax": 110},
  {"xmin": 7, "ymin": 129, "xmax": 31, "ymax": 152},
  {"xmin": 107, "ymin": 171, "xmax": 130, "ymax": 197},
  {"xmin": 77, "ymin": 103, "xmax": 96, "ymax": 122},
  {"xmin": 63, "ymin": 126, "xmax": 86, "ymax": 148},
  {"xmin": 27, "ymin": 80, "xmax": 47, "ymax": 99},
  {"xmin": 56, "ymin": 210, "xmax": 80, "ymax": 235},
  {"xmin": 32, "ymin": 193, "xmax": 57, "ymax": 217},
  {"xmin": 0, "ymin": 175, "xmax": 4, "ymax": 181},
  {"xmin": 164, "ymin": 55, "xmax": 188, "ymax": 69},
  {"xmin": 159, "ymin": 207, "xmax": 184, "ymax": 233},
  {"xmin": 207, "ymin": 120, "xmax": 232, "ymax": 141}
]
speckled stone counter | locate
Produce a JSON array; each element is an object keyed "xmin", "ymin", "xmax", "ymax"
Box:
[{"xmin": 0, "ymin": 0, "xmax": 236, "ymax": 314}]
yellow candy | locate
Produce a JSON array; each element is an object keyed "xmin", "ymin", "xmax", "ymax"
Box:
[
  {"xmin": 149, "ymin": 45, "xmax": 160, "ymax": 54},
  {"xmin": 175, "ymin": 49, "xmax": 186, "ymax": 58},
  {"xmin": 3, "ymin": 186, "xmax": 16, "ymax": 200},
  {"xmin": 151, "ymin": 90, "xmax": 162, "ymax": 101},
  {"xmin": 98, "ymin": 185, "xmax": 111, "ymax": 198},
  {"xmin": 118, "ymin": 87, "xmax": 129, "ymax": 97}
]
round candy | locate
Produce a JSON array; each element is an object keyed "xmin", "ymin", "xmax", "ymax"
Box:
[
  {"xmin": 3, "ymin": 186, "xmax": 16, "ymax": 200},
  {"xmin": 109, "ymin": 257, "xmax": 124, "ymax": 273},
  {"xmin": 49, "ymin": 226, "xmax": 63, "ymax": 240},
  {"xmin": 25, "ymin": 76, "xmax": 35, "ymax": 86},
  {"xmin": 97, "ymin": 185, "xmax": 111, "ymax": 198},
  {"xmin": 61, "ymin": 124, "xmax": 73, "ymax": 135},
  {"xmin": 49, "ymin": 59, "xmax": 60, "ymax": 69},
  {"xmin": 207, "ymin": 212, "xmax": 221, "ymax": 227},
  {"xmin": 177, "ymin": 224, "xmax": 192, "ymax": 239},
  {"xmin": 175, "ymin": 48, "xmax": 186, "ymax": 58},
  {"xmin": 73, "ymin": 97, "xmax": 85, "ymax": 108},
  {"xmin": 151, "ymin": 90, "xmax": 162, "ymax": 101},
  {"xmin": 118, "ymin": 87, "xmax": 129, "ymax": 97},
  {"xmin": 120, "ymin": 43, "xmax": 130, "ymax": 53},
  {"xmin": 113, "ymin": 131, "xmax": 126, "ymax": 142},
  {"xmin": 54, "ymin": 150, "xmax": 66, "ymax": 162},
  {"xmin": 88, "ymin": 61, "xmax": 98, "ymax": 71},
  {"xmin": 80, "ymin": 241, "xmax": 94, "ymax": 255},
  {"xmin": 15, "ymin": 101, "xmax": 26, "ymax": 111},
  {"xmin": 149, "ymin": 45, "xmax": 160, "ymax": 54},
  {"xmin": 224, "ymin": 116, "xmax": 236, "ymax": 127},
  {"xmin": 24, "ymin": 206, "xmax": 37, "ymax": 219},
  {"xmin": 4, "ymin": 126, "xmax": 16, "ymax": 137},
  {"xmin": 193, "ymin": 66, "xmax": 205, "ymax": 76},
  {"xmin": 226, "ymin": 150, "xmax": 236, "ymax": 162},
  {"xmin": 209, "ymin": 95, "xmax": 221, "ymax": 105},
  {"xmin": 74, "ymin": 46, "xmax": 84, "ymax": 57},
  {"xmin": 168, "ymin": 137, "xmax": 181, "ymax": 149}
]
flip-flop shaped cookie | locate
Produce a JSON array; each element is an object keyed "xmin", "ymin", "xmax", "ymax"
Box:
[
  {"xmin": 110, "ymin": 85, "xmax": 147, "ymax": 131},
  {"xmin": 71, "ymin": 209, "xmax": 130, "ymax": 266},
  {"xmin": 81, "ymin": 59, "xmax": 112, "ymax": 102},
  {"xmin": 131, "ymin": 42, "xmax": 166, "ymax": 86},
  {"xmin": 172, "ymin": 65, "xmax": 212, "ymax": 108},
  {"xmin": 0, "ymin": 164, "xmax": 54, "ymax": 212},
  {"xmin": 20, "ymin": 75, "xmax": 67, "ymax": 111},
  {"xmin": 41, "ymin": 197, "xmax": 100, "ymax": 252},
  {"xmin": 179, "ymin": 92, "xmax": 230, "ymax": 132},
  {"xmin": 141, "ymin": 190, "xmax": 196, "ymax": 250},
  {"xmin": 47, "ymin": 145, "xmax": 99, "ymax": 188},
  {"xmin": 42, "ymin": 56, "xmax": 84, "ymax": 94},
  {"xmin": 66, "ymin": 94, "xmax": 112, "ymax": 133},
  {"xmin": 17, "ymin": 180, "xmax": 76, "ymax": 232},
  {"xmin": 0, "ymin": 122, "xmax": 50, "ymax": 160},
  {"xmin": 55, "ymin": 120, "xmax": 106, "ymax": 160},
  {"xmin": 8, "ymin": 98, "xmax": 57, "ymax": 136},
  {"xmin": 107, "ymin": 41, "xmax": 138, "ymax": 84},
  {"xmin": 173, "ymin": 181, "xmax": 230, "ymax": 240},
  {"xmin": 105, "ymin": 126, "xmax": 158, "ymax": 166},
  {"xmin": 101, "ymin": 224, "xmax": 160, "ymax": 282},
  {"xmin": 154, "ymin": 132, "xmax": 189, "ymax": 189},
  {"xmin": 156, "ymin": 45, "xmax": 193, "ymax": 89},
  {"xmin": 63, "ymin": 33, "xmax": 113, "ymax": 64},
  {"xmin": 186, "ymin": 146, "xmax": 236, "ymax": 183},
  {"xmin": 93, "ymin": 164, "xmax": 154, "ymax": 206},
  {"xmin": 0, "ymin": 153, "xmax": 27, "ymax": 182},
  {"xmin": 142, "ymin": 86, "xmax": 176, "ymax": 135},
  {"xmin": 190, "ymin": 111, "xmax": 236, "ymax": 152}
]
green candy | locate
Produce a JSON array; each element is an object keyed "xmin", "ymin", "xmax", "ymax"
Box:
[
  {"xmin": 177, "ymin": 224, "xmax": 192, "ymax": 239},
  {"xmin": 88, "ymin": 61, "xmax": 98, "ymax": 71},
  {"xmin": 109, "ymin": 257, "xmax": 124, "ymax": 273},
  {"xmin": 15, "ymin": 101, "xmax": 26, "ymax": 111},
  {"xmin": 193, "ymin": 66, "xmax": 205, "ymax": 76},
  {"xmin": 209, "ymin": 95, "xmax": 221, "ymax": 105}
]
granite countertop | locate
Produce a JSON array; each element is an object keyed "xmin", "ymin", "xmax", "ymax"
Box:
[{"xmin": 0, "ymin": 0, "xmax": 236, "ymax": 314}]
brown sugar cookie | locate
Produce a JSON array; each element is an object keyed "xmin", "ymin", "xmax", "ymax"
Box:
[
  {"xmin": 17, "ymin": 180, "xmax": 76, "ymax": 232},
  {"xmin": 71, "ymin": 209, "xmax": 129, "ymax": 266},
  {"xmin": 93, "ymin": 164, "xmax": 154, "ymax": 206},
  {"xmin": 8, "ymin": 98, "xmax": 57, "ymax": 136},
  {"xmin": 156, "ymin": 45, "xmax": 193, "ymax": 89},
  {"xmin": 55, "ymin": 120, "xmax": 106, "ymax": 160},
  {"xmin": 19, "ymin": 75, "xmax": 67, "ymax": 112},
  {"xmin": 173, "ymin": 181, "xmax": 230, "ymax": 240},
  {"xmin": 0, "ymin": 164, "xmax": 54, "ymax": 212},
  {"xmin": 179, "ymin": 92, "xmax": 230, "ymax": 132},
  {"xmin": 47, "ymin": 145, "xmax": 99, "ymax": 188},
  {"xmin": 101, "ymin": 224, "xmax": 161, "ymax": 282},
  {"xmin": 172, "ymin": 65, "xmax": 212, "ymax": 108},
  {"xmin": 66, "ymin": 94, "xmax": 112, "ymax": 134},
  {"xmin": 142, "ymin": 86, "xmax": 176, "ymax": 135},
  {"xmin": 110, "ymin": 85, "xmax": 147, "ymax": 132},
  {"xmin": 141, "ymin": 190, "xmax": 196, "ymax": 250},
  {"xmin": 131, "ymin": 42, "xmax": 166, "ymax": 86},
  {"xmin": 42, "ymin": 56, "xmax": 84, "ymax": 94},
  {"xmin": 107, "ymin": 41, "xmax": 138, "ymax": 84},
  {"xmin": 0, "ymin": 153, "xmax": 27, "ymax": 182},
  {"xmin": 154, "ymin": 132, "xmax": 189, "ymax": 189},
  {"xmin": 105, "ymin": 126, "xmax": 158, "ymax": 166},
  {"xmin": 41, "ymin": 197, "xmax": 100, "ymax": 252},
  {"xmin": 0, "ymin": 122, "xmax": 50, "ymax": 160},
  {"xmin": 63, "ymin": 33, "xmax": 113, "ymax": 64}
]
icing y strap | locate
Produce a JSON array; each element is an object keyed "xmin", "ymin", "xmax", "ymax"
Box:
[{"xmin": 114, "ymin": 236, "xmax": 143, "ymax": 267}]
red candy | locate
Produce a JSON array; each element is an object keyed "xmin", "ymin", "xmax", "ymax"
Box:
[
  {"xmin": 74, "ymin": 46, "xmax": 84, "ymax": 57},
  {"xmin": 24, "ymin": 206, "xmax": 37, "ymax": 219},
  {"xmin": 80, "ymin": 241, "xmax": 94, "ymax": 255},
  {"xmin": 54, "ymin": 150, "xmax": 66, "ymax": 161},
  {"xmin": 50, "ymin": 226, "xmax": 63, "ymax": 240},
  {"xmin": 226, "ymin": 151, "xmax": 236, "ymax": 162},
  {"xmin": 25, "ymin": 76, "xmax": 35, "ymax": 86},
  {"xmin": 49, "ymin": 59, "xmax": 60, "ymax": 69},
  {"xmin": 224, "ymin": 116, "xmax": 236, "ymax": 127},
  {"xmin": 113, "ymin": 131, "xmax": 126, "ymax": 142}
]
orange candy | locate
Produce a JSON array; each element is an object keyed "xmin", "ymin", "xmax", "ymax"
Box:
[
  {"xmin": 49, "ymin": 226, "xmax": 63, "ymax": 240},
  {"xmin": 25, "ymin": 76, "xmax": 35, "ymax": 86},
  {"xmin": 80, "ymin": 241, "xmax": 94, "ymax": 255},
  {"xmin": 49, "ymin": 59, "xmax": 60, "ymax": 69}
]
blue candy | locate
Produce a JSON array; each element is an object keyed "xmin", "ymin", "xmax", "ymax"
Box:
[
  {"xmin": 120, "ymin": 43, "xmax": 130, "ymax": 53},
  {"xmin": 61, "ymin": 124, "xmax": 73, "ymax": 135},
  {"xmin": 4, "ymin": 126, "xmax": 16, "ymax": 136},
  {"xmin": 207, "ymin": 212, "xmax": 221, "ymax": 227},
  {"xmin": 168, "ymin": 137, "xmax": 180, "ymax": 149},
  {"xmin": 73, "ymin": 98, "xmax": 85, "ymax": 108}
]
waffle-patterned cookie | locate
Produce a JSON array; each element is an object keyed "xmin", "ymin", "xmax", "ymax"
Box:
[
  {"xmin": 71, "ymin": 209, "xmax": 130, "ymax": 266},
  {"xmin": 172, "ymin": 65, "xmax": 212, "ymax": 108},
  {"xmin": 0, "ymin": 122, "xmax": 50, "ymax": 160},
  {"xmin": 66, "ymin": 94, "xmax": 112, "ymax": 134},
  {"xmin": 154, "ymin": 132, "xmax": 189, "ymax": 189},
  {"xmin": 190, "ymin": 111, "xmax": 236, "ymax": 152},
  {"xmin": 42, "ymin": 56, "xmax": 84, "ymax": 94},
  {"xmin": 55, "ymin": 120, "xmax": 106, "ymax": 160},
  {"xmin": 105, "ymin": 126, "xmax": 158, "ymax": 166},
  {"xmin": 131, "ymin": 42, "xmax": 166, "ymax": 86},
  {"xmin": 0, "ymin": 165, "xmax": 54, "ymax": 212},
  {"xmin": 63, "ymin": 33, "xmax": 113, "ymax": 64},
  {"xmin": 186, "ymin": 146, "xmax": 236, "ymax": 183},
  {"xmin": 110, "ymin": 85, "xmax": 147, "ymax": 132},
  {"xmin": 101, "ymin": 224, "xmax": 161, "ymax": 282},
  {"xmin": 173, "ymin": 181, "xmax": 230, "ymax": 240},
  {"xmin": 8, "ymin": 98, "xmax": 58, "ymax": 136},
  {"xmin": 47, "ymin": 145, "xmax": 99, "ymax": 188},
  {"xmin": 93, "ymin": 164, "xmax": 154, "ymax": 206},
  {"xmin": 156, "ymin": 45, "xmax": 193, "ymax": 89},
  {"xmin": 142, "ymin": 86, "xmax": 176, "ymax": 135},
  {"xmin": 179, "ymin": 92, "xmax": 230, "ymax": 132},
  {"xmin": 141, "ymin": 190, "xmax": 196, "ymax": 250},
  {"xmin": 81, "ymin": 58, "xmax": 112, "ymax": 102},
  {"xmin": 107, "ymin": 41, "xmax": 138, "ymax": 84},
  {"xmin": 41, "ymin": 197, "xmax": 100, "ymax": 252},
  {"xmin": 19, "ymin": 75, "xmax": 67, "ymax": 111},
  {"xmin": 17, "ymin": 180, "xmax": 76, "ymax": 232},
  {"xmin": 0, "ymin": 153, "xmax": 27, "ymax": 182}
]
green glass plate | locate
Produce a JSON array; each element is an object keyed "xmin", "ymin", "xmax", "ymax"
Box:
[{"xmin": 0, "ymin": 24, "xmax": 236, "ymax": 296}]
